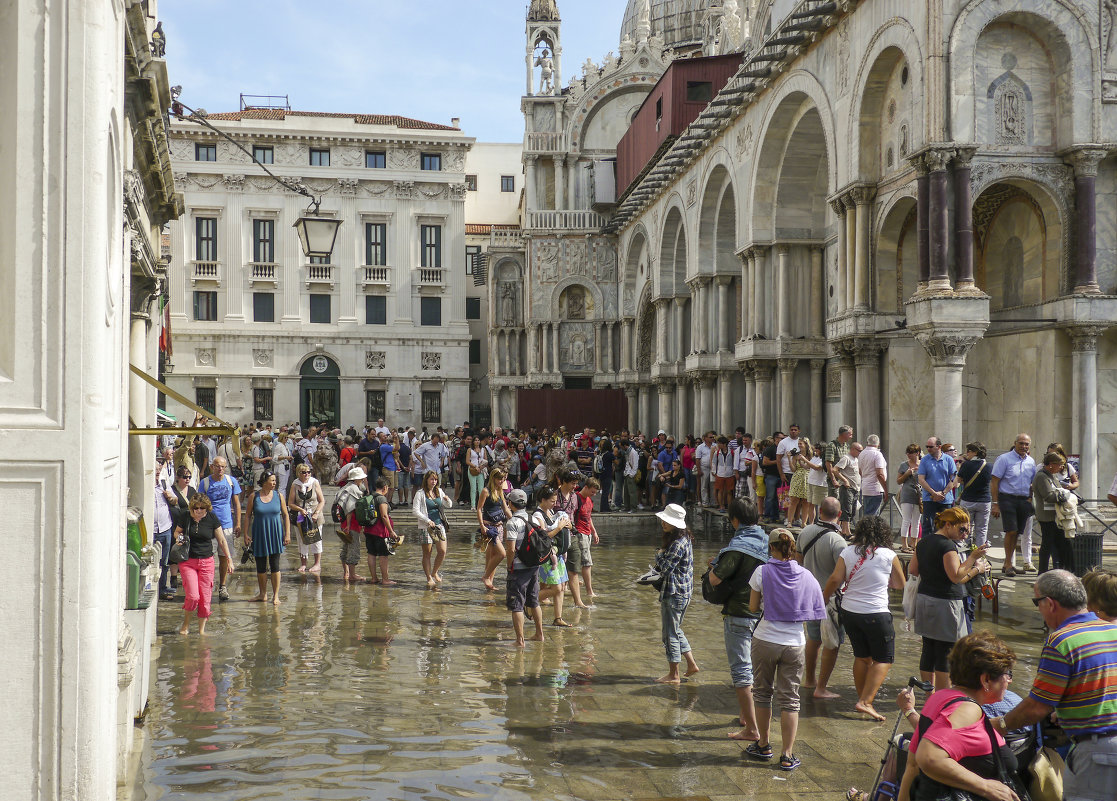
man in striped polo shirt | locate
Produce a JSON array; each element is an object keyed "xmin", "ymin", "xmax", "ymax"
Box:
[{"xmin": 994, "ymin": 570, "xmax": 1117, "ymax": 801}]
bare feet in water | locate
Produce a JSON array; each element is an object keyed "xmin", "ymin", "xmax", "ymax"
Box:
[
  {"xmin": 249, "ymin": 595, "xmax": 265, "ymax": 602},
  {"xmin": 813, "ymin": 688, "xmax": 841, "ymax": 700},
  {"xmin": 271, "ymin": 597, "xmax": 281, "ymax": 606},
  {"xmin": 655, "ymin": 674, "xmax": 681, "ymax": 684},
  {"xmin": 178, "ymin": 626, "xmax": 189, "ymax": 635},
  {"xmin": 728, "ymin": 728, "xmax": 761, "ymax": 741},
  {"xmin": 854, "ymin": 701, "xmax": 886, "ymax": 721},
  {"xmin": 684, "ymin": 666, "xmax": 700, "ymax": 677}
]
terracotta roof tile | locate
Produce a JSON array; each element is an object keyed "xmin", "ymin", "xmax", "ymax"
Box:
[
  {"xmin": 465, "ymin": 224, "xmax": 493, "ymax": 235},
  {"xmin": 202, "ymin": 109, "xmax": 458, "ymax": 131}
]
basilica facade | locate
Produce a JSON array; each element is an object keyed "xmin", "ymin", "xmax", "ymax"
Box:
[{"xmin": 490, "ymin": 0, "xmax": 1117, "ymax": 499}]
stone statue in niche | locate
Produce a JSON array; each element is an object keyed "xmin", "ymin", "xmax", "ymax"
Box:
[
  {"xmin": 565, "ymin": 285, "xmax": 586, "ymax": 320},
  {"xmin": 569, "ymin": 334, "xmax": 587, "ymax": 367},
  {"xmin": 594, "ymin": 241, "xmax": 616, "ymax": 281},
  {"xmin": 1106, "ymin": 1, "xmax": 1117, "ymax": 69},
  {"xmin": 500, "ymin": 283, "xmax": 519, "ymax": 326},
  {"xmin": 990, "ymin": 55, "xmax": 1030, "ymax": 145},
  {"xmin": 565, "ymin": 240, "xmax": 587, "ymax": 276},
  {"xmin": 535, "ymin": 239, "xmax": 559, "ymax": 283},
  {"xmin": 535, "ymin": 48, "xmax": 555, "ymax": 95}
]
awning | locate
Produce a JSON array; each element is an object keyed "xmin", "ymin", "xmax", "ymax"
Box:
[{"xmin": 156, "ymin": 408, "xmax": 176, "ymax": 423}]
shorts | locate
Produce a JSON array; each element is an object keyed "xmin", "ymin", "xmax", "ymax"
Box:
[
  {"xmin": 805, "ymin": 617, "xmax": 845, "ymax": 645},
  {"xmin": 340, "ymin": 533, "xmax": 363, "ymax": 565},
  {"xmin": 807, "ymin": 483, "xmax": 828, "ymax": 507},
  {"xmin": 997, "ymin": 493, "xmax": 1034, "ymax": 533},
  {"xmin": 410, "ymin": 473, "xmax": 423, "ymax": 487},
  {"xmin": 506, "ymin": 567, "xmax": 540, "ymax": 612},
  {"xmin": 723, "ymin": 615, "xmax": 759, "ymax": 687},
  {"xmin": 381, "ymin": 469, "xmax": 397, "ymax": 490},
  {"xmin": 365, "ymin": 534, "xmax": 394, "ymax": 557},
  {"xmin": 216, "ymin": 529, "xmax": 234, "ymax": 559},
  {"xmin": 418, "ymin": 524, "xmax": 446, "ymax": 546},
  {"xmin": 566, "ymin": 533, "xmax": 592, "ymax": 572},
  {"xmin": 715, "ymin": 475, "xmax": 736, "ymax": 494},
  {"xmin": 839, "ymin": 609, "xmax": 895, "ymax": 664},
  {"xmin": 839, "ymin": 486, "xmax": 858, "ymax": 521}
]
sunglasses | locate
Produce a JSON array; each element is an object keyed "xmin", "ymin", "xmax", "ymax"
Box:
[{"xmin": 1031, "ymin": 596, "xmax": 1048, "ymax": 607}]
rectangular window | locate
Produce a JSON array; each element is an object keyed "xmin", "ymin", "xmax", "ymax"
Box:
[
  {"xmin": 420, "ymin": 225, "xmax": 442, "ymax": 268},
  {"xmin": 195, "ymin": 217, "xmax": 218, "ymax": 261},
  {"xmin": 365, "ymin": 294, "xmax": 386, "ymax": 325},
  {"xmin": 686, "ymin": 81, "xmax": 713, "ymax": 103},
  {"xmin": 253, "ymin": 388, "xmax": 274, "ymax": 420},
  {"xmin": 465, "ymin": 296, "xmax": 481, "ymax": 320},
  {"xmin": 309, "ymin": 293, "xmax": 331, "ymax": 324},
  {"xmin": 465, "ymin": 244, "xmax": 481, "ymax": 275},
  {"xmin": 195, "ymin": 143, "xmax": 216, "ymax": 162},
  {"xmin": 193, "ymin": 290, "xmax": 218, "ymax": 321},
  {"xmin": 420, "ymin": 152, "xmax": 442, "ymax": 171},
  {"xmin": 309, "ymin": 253, "xmax": 331, "ymax": 265},
  {"xmin": 253, "ymin": 145, "xmax": 273, "ymax": 164},
  {"xmin": 309, "ymin": 148, "xmax": 330, "ymax": 166},
  {"xmin": 469, "ymin": 339, "xmax": 481, "ymax": 365},
  {"xmin": 252, "ymin": 218, "xmax": 274, "ymax": 263},
  {"xmin": 655, "ymin": 97, "xmax": 663, "ymax": 123},
  {"xmin": 195, "ymin": 387, "xmax": 216, "ymax": 414},
  {"xmin": 500, "ymin": 175, "xmax": 515, "ymax": 192},
  {"xmin": 252, "ymin": 292, "xmax": 274, "ymax": 323},
  {"xmin": 365, "ymin": 150, "xmax": 386, "ymax": 169},
  {"xmin": 365, "ymin": 222, "xmax": 387, "ymax": 266},
  {"xmin": 421, "ymin": 390, "xmax": 441, "ymax": 424},
  {"xmin": 420, "ymin": 296, "xmax": 441, "ymax": 327},
  {"xmin": 465, "ymin": 174, "xmax": 478, "ymax": 191},
  {"xmin": 366, "ymin": 390, "xmax": 386, "ymax": 421}
]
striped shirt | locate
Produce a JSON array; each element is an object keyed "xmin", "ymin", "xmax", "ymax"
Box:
[
  {"xmin": 653, "ymin": 535, "xmax": 694, "ymax": 600},
  {"xmin": 1029, "ymin": 612, "xmax": 1117, "ymax": 737}
]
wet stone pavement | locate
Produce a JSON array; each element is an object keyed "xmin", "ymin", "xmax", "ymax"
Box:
[{"xmin": 130, "ymin": 514, "xmax": 1052, "ymax": 801}]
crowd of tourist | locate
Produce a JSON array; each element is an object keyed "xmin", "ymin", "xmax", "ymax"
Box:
[{"xmin": 153, "ymin": 414, "xmax": 1117, "ymax": 795}]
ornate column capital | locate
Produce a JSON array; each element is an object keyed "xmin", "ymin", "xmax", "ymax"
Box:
[
  {"xmin": 909, "ymin": 145, "xmax": 953, "ymax": 174},
  {"xmin": 687, "ymin": 274, "xmax": 712, "ymax": 289},
  {"xmin": 952, "ymin": 146, "xmax": 978, "ymax": 168},
  {"xmin": 673, "ymin": 295, "xmax": 688, "ymax": 308},
  {"xmin": 810, "ymin": 358, "xmax": 828, "ymax": 372},
  {"xmin": 776, "ymin": 242, "xmax": 791, "ymax": 256},
  {"xmin": 749, "ymin": 361, "xmax": 776, "ymax": 381},
  {"xmin": 848, "ymin": 185, "xmax": 877, "ymax": 205},
  {"xmin": 914, "ymin": 331, "xmax": 982, "ymax": 368},
  {"xmin": 654, "ymin": 377, "xmax": 675, "ymax": 392},
  {"xmin": 852, "ymin": 339, "xmax": 885, "ymax": 366},
  {"xmin": 1062, "ymin": 146, "xmax": 1108, "ymax": 178},
  {"xmin": 828, "ymin": 197, "xmax": 847, "ymax": 217},
  {"xmin": 714, "ymin": 273, "xmax": 734, "ymax": 286},
  {"xmin": 777, "ymin": 357, "xmax": 798, "ymax": 373},
  {"xmin": 697, "ymin": 370, "xmax": 717, "ymax": 388},
  {"xmin": 1066, "ymin": 324, "xmax": 1108, "ymax": 352}
]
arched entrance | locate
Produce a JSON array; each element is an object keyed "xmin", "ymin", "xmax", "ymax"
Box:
[{"xmin": 299, "ymin": 354, "xmax": 341, "ymax": 429}]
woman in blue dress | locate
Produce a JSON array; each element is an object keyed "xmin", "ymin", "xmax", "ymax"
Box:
[{"xmin": 245, "ymin": 471, "xmax": 291, "ymax": 605}]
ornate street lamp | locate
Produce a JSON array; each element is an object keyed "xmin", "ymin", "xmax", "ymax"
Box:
[{"xmin": 170, "ymin": 88, "xmax": 342, "ymax": 259}]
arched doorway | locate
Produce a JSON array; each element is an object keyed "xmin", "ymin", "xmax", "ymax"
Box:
[{"xmin": 299, "ymin": 354, "xmax": 341, "ymax": 429}]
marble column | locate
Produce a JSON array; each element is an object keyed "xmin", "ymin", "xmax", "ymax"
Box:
[
  {"xmin": 639, "ymin": 386, "xmax": 652, "ymax": 435},
  {"xmin": 605, "ymin": 321, "xmax": 614, "ymax": 372},
  {"xmin": 622, "ymin": 318, "xmax": 634, "ymax": 371},
  {"xmin": 926, "ymin": 149, "xmax": 952, "ymax": 291},
  {"xmin": 595, "ymin": 321, "xmax": 605, "ymax": 373},
  {"xmin": 541, "ymin": 324, "xmax": 551, "ymax": 372},
  {"xmin": 810, "ymin": 247, "xmax": 824, "ymax": 337},
  {"xmin": 753, "ymin": 363, "xmax": 776, "ymax": 437},
  {"xmin": 746, "ymin": 251, "xmax": 757, "ymax": 337},
  {"xmin": 754, "ymin": 247, "xmax": 769, "ymax": 338},
  {"xmin": 1066, "ymin": 148, "xmax": 1108, "ymax": 294},
  {"xmin": 625, "ymin": 386, "xmax": 638, "ymax": 432},
  {"xmin": 829, "ymin": 199, "xmax": 848, "ymax": 314},
  {"xmin": 852, "ymin": 187, "xmax": 875, "ymax": 309},
  {"xmin": 913, "ymin": 158, "xmax": 930, "ymax": 290},
  {"xmin": 690, "ymin": 278, "xmax": 705, "ymax": 352},
  {"xmin": 853, "ymin": 340, "xmax": 883, "ymax": 441},
  {"xmin": 844, "ymin": 194, "xmax": 857, "ymax": 311},
  {"xmin": 717, "ymin": 275, "xmax": 732, "ymax": 351},
  {"xmin": 838, "ymin": 346, "xmax": 857, "ymax": 432},
  {"xmin": 698, "ymin": 374, "xmax": 715, "ymax": 432},
  {"xmin": 913, "ymin": 332, "xmax": 981, "ymax": 450},
  {"xmin": 809, "ymin": 359, "xmax": 826, "ymax": 441},
  {"xmin": 525, "ymin": 155, "xmax": 538, "ymax": 213},
  {"xmin": 776, "ymin": 245, "xmax": 791, "ymax": 338},
  {"xmin": 718, "ymin": 371, "xmax": 734, "ymax": 433},
  {"xmin": 490, "ymin": 388, "xmax": 501, "ymax": 429},
  {"xmin": 778, "ymin": 358, "xmax": 796, "ymax": 430},
  {"xmin": 1069, "ymin": 326, "xmax": 1106, "ymax": 500},
  {"xmin": 675, "ymin": 379, "xmax": 688, "ymax": 436},
  {"xmin": 739, "ymin": 252, "xmax": 751, "ymax": 340},
  {"xmin": 658, "ymin": 381, "xmax": 675, "ymax": 437},
  {"xmin": 554, "ymin": 156, "xmax": 566, "ymax": 210},
  {"xmin": 551, "ymin": 321, "xmax": 561, "ymax": 374},
  {"xmin": 742, "ymin": 365, "xmax": 757, "ymax": 436},
  {"xmin": 952, "ymin": 147, "xmax": 977, "ymax": 291},
  {"xmin": 674, "ymin": 296, "xmax": 687, "ymax": 361},
  {"xmin": 655, "ymin": 299, "xmax": 669, "ymax": 363}
]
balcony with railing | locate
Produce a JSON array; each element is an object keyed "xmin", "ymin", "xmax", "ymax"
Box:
[
  {"xmin": 304, "ymin": 263, "xmax": 334, "ymax": 288},
  {"xmin": 362, "ymin": 265, "xmax": 391, "ymax": 289},
  {"xmin": 248, "ymin": 261, "xmax": 279, "ymax": 286},
  {"xmin": 190, "ymin": 260, "xmax": 221, "ymax": 285},
  {"xmin": 490, "ymin": 226, "xmax": 524, "ymax": 249},
  {"xmin": 525, "ymin": 209, "xmax": 607, "ymax": 231},
  {"xmin": 525, "ymin": 131, "xmax": 565, "ymax": 153},
  {"xmin": 417, "ymin": 267, "xmax": 445, "ymax": 290}
]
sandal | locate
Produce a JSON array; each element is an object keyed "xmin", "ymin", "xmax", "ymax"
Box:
[
  {"xmin": 745, "ymin": 742, "xmax": 774, "ymax": 760},
  {"xmin": 779, "ymin": 754, "xmax": 801, "ymax": 771},
  {"xmin": 846, "ymin": 789, "xmax": 869, "ymax": 801},
  {"xmin": 553, "ymin": 618, "xmax": 573, "ymax": 627}
]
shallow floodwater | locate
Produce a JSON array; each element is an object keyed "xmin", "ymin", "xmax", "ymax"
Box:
[{"xmin": 130, "ymin": 515, "xmax": 1049, "ymax": 801}]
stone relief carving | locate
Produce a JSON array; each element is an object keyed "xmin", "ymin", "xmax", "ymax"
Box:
[
  {"xmin": 169, "ymin": 139, "xmax": 193, "ymax": 160},
  {"xmin": 366, "ymin": 351, "xmax": 386, "ymax": 370},
  {"xmin": 421, "ymin": 352, "xmax": 441, "ymax": 371},
  {"xmin": 390, "ymin": 148, "xmax": 420, "ymax": 170},
  {"xmin": 337, "ymin": 178, "xmax": 359, "ymax": 195},
  {"xmin": 593, "ymin": 240, "xmax": 617, "ymax": 282},
  {"xmin": 417, "ymin": 183, "xmax": 447, "ymax": 199},
  {"xmin": 826, "ymin": 363, "xmax": 841, "ymax": 397},
  {"xmin": 534, "ymin": 104, "xmax": 556, "ymax": 132},
  {"xmin": 223, "ymin": 174, "xmax": 245, "ymax": 191},
  {"xmin": 564, "ymin": 239, "xmax": 588, "ymax": 276},
  {"xmin": 335, "ymin": 147, "xmax": 363, "ymax": 168},
  {"xmin": 734, "ymin": 123, "xmax": 753, "ymax": 158},
  {"xmin": 362, "ymin": 182, "xmax": 391, "ymax": 197},
  {"xmin": 563, "ymin": 285, "xmax": 587, "ymax": 319},
  {"xmin": 275, "ymin": 143, "xmax": 302, "ymax": 164},
  {"xmin": 303, "ymin": 177, "xmax": 335, "ymax": 194},
  {"xmin": 623, "ymin": 285, "xmax": 635, "ymax": 316},
  {"xmin": 253, "ymin": 349, "xmax": 272, "ymax": 367},
  {"xmin": 195, "ymin": 348, "xmax": 215, "ymax": 367},
  {"xmin": 445, "ymin": 150, "xmax": 465, "ymax": 172},
  {"xmin": 1105, "ymin": 1, "xmax": 1117, "ymax": 73},
  {"xmin": 247, "ymin": 176, "xmax": 276, "ymax": 192},
  {"xmin": 989, "ymin": 55, "xmax": 1031, "ymax": 145},
  {"xmin": 969, "ymin": 160, "xmax": 1073, "ymax": 203},
  {"xmin": 559, "ymin": 323, "xmax": 595, "ymax": 372},
  {"xmin": 686, "ymin": 178, "xmax": 698, "ymax": 207},
  {"xmin": 216, "ymin": 141, "xmax": 250, "ymax": 164},
  {"xmin": 535, "ymin": 239, "xmax": 560, "ymax": 283},
  {"xmin": 837, "ymin": 20, "xmax": 850, "ymax": 93},
  {"xmin": 394, "ymin": 180, "xmax": 415, "ymax": 199}
]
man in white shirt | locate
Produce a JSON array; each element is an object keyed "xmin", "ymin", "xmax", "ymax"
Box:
[
  {"xmin": 622, "ymin": 439, "xmax": 641, "ymax": 513},
  {"xmin": 857, "ymin": 434, "xmax": 888, "ymax": 518},
  {"xmin": 834, "ymin": 441, "xmax": 864, "ymax": 536},
  {"xmin": 775, "ymin": 423, "xmax": 801, "ymax": 485},
  {"xmin": 694, "ymin": 431, "xmax": 715, "ymax": 507},
  {"xmin": 734, "ymin": 433, "xmax": 758, "ymax": 500},
  {"xmin": 712, "ymin": 436, "xmax": 737, "ymax": 512},
  {"xmin": 414, "ymin": 434, "xmax": 447, "ymax": 478},
  {"xmin": 373, "ymin": 418, "xmax": 391, "ymax": 438}
]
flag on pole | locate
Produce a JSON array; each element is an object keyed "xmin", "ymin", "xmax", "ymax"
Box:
[{"xmin": 158, "ymin": 295, "xmax": 172, "ymax": 358}]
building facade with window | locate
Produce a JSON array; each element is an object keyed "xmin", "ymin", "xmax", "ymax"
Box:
[{"xmin": 164, "ymin": 110, "xmax": 474, "ymax": 430}]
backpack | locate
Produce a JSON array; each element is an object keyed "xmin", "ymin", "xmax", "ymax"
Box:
[
  {"xmin": 291, "ymin": 445, "xmax": 306, "ymax": 471},
  {"xmin": 516, "ymin": 518, "xmax": 553, "ymax": 568},
  {"xmin": 355, "ymin": 493, "xmax": 382, "ymax": 527},
  {"xmin": 539, "ymin": 509, "xmax": 571, "ymax": 556},
  {"xmin": 593, "ymin": 452, "xmax": 604, "ymax": 474},
  {"xmin": 701, "ymin": 551, "xmax": 759, "ymax": 605}
]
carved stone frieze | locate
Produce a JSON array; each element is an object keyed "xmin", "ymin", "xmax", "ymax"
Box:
[
  {"xmin": 914, "ymin": 332, "xmax": 982, "ymax": 367},
  {"xmin": 969, "ymin": 159, "xmax": 1073, "ymax": 202},
  {"xmin": 416, "ymin": 183, "xmax": 447, "ymax": 199},
  {"xmin": 252, "ymin": 349, "xmax": 271, "ymax": 367},
  {"xmin": 335, "ymin": 147, "xmax": 363, "ymax": 168},
  {"xmin": 337, "ymin": 178, "xmax": 359, "ymax": 195},
  {"xmin": 389, "ymin": 148, "xmax": 420, "ymax": 171},
  {"xmin": 363, "ymin": 181, "xmax": 391, "ymax": 197},
  {"xmin": 195, "ymin": 347, "xmax": 215, "ymax": 367},
  {"xmin": 421, "ymin": 352, "xmax": 441, "ymax": 371},
  {"xmin": 366, "ymin": 350, "xmax": 386, "ymax": 370},
  {"xmin": 394, "ymin": 180, "xmax": 415, "ymax": 199}
]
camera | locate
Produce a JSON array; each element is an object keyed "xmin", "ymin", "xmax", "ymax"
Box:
[{"xmin": 789, "ymin": 448, "xmax": 799, "ymax": 456}]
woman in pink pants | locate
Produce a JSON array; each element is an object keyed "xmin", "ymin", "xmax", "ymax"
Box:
[{"xmin": 172, "ymin": 494, "xmax": 234, "ymax": 634}]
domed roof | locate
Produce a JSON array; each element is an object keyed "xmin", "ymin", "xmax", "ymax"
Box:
[{"xmin": 619, "ymin": 0, "xmax": 713, "ymax": 50}]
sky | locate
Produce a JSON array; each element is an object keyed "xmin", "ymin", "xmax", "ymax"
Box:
[{"xmin": 160, "ymin": 0, "xmax": 628, "ymax": 142}]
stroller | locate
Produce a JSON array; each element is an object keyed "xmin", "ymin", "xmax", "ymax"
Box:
[{"xmin": 846, "ymin": 677, "xmax": 934, "ymax": 801}]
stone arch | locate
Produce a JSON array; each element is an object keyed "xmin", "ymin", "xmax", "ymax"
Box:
[
  {"xmin": 531, "ymin": 26, "xmax": 558, "ymax": 52},
  {"xmin": 635, "ymin": 282, "xmax": 655, "ymax": 372},
  {"xmin": 621, "ymin": 224, "xmax": 649, "ymax": 317},
  {"xmin": 973, "ymin": 179, "xmax": 1063, "ymax": 308},
  {"xmin": 853, "ymin": 20, "xmax": 924, "ymax": 183},
  {"xmin": 950, "ymin": 0, "xmax": 1095, "ymax": 146},
  {"xmin": 297, "ymin": 352, "xmax": 342, "ymax": 376},
  {"xmin": 698, "ymin": 161, "xmax": 737, "ymax": 275},
  {"xmin": 567, "ymin": 82, "xmax": 657, "ymax": 154},
  {"xmin": 658, "ymin": 201, "xmax": 688, "ymax": 296},
  {"xmin": 874, "ymin": 193, "xmax": 918, "ymax": 312},
  {"xmin": 549, "ymin": 275, "xmax": 604, "ymax": 321}
]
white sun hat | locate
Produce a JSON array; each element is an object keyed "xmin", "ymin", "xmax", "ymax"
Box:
[{"xmin": 655, "ymin": 503, "xmax": 687, "ymax": 529}]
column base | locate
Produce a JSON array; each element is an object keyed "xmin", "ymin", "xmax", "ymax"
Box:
[
  {"xmin": 952, "ymin": 281, "xmax": 987, "ymax": 298},
  {"xmin": 1073, "ymin": 283, "xmax": 1102, "ymax": 295},
  {"xmin": 926, "ymin": 278, "xmax": 952, "ymax": 292}
]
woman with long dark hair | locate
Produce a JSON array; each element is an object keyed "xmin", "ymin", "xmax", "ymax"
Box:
[
  {"xmin": 244, "ymin": 471, "xmax": 291, "ymax": 605},
  {"xmin": 652, "ymin": 503, "xmax": 699, "ymax": 684}
]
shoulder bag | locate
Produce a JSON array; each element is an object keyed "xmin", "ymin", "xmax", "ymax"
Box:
[{"xmin": 169, "ymin": 521, "xmax": 194, "ymax": 564}]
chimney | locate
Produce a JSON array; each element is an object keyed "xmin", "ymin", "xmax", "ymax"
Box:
[{"xmin": 451, "ymin": 117, "xmax": 460, "ymax": 129}]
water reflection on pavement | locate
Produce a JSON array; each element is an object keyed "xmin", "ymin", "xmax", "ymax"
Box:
[{"xmin": 131, "ymin": 521, "xmax": 1048, "ymax": 801}]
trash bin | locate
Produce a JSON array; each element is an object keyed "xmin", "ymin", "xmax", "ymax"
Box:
[{"xmin": 1070, "ymin": 534, "xmax": 1104, "ymax": 577}]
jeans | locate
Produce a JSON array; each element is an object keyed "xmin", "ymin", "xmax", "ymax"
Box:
[
  {"xmin": 959, "ymin": 500, "xmax": 991, "ymax": 547},
  {"xmin": 600, "ymin": 475, "xmax": 613, "ymax": 511},
  {"xmin": 723, "ymin": 615, "xmax": 758, "ymax": 687},
  {"xmin": 764, "ymin": 474, "xmax": 780, "ymax": 520},
  {"xmin": 154, "ymin": 528, "xmax": 173, "ymax": 593},
  {"xmin": 660, "ymin": 593, "xmax": 692, "ymax": 664},
  {"xmin": 921, "ymin": 500, "xmax": 949, "ymax": 537},
  {"xmin": 860, "ymin": 494, "xmax": 884, "ymax": 518}
]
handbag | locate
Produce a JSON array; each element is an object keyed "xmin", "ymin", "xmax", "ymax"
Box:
[
  {"xmin": 168, "ymin": 536, "xmax": 191, "ymax": 565},
  {"xmin": 903, "ymin": 574, "xmax": 921, "ymax": 619},
  {"xmin": 1026, "ymin": 745, "xmax": 1063, "ymax": 801}
]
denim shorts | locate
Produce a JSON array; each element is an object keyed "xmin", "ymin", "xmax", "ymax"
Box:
[{"xmin": 723, "ymin": 615, "xmax": 759, "ymax": 687}]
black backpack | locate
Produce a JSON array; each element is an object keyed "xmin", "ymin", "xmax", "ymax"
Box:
[{"xmin": 516, "ymin": 517, "xmax": 553, "ymax": 568}]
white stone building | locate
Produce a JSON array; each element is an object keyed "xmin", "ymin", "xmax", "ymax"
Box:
[
  {"xmin": 1, "ymin": 1, "xmax": 182, "ymax": 798},
  {"xmin": 164, "ymin": 110, "xmax": 475, "ymax": 431},
  {"xmin": 491, "ymin": 0, "xmax": 1117, "ymax": 501}
]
